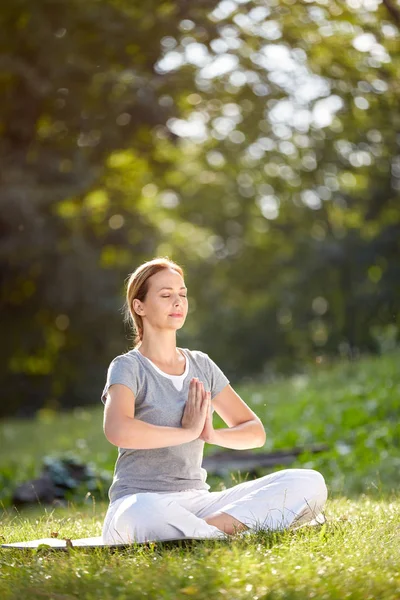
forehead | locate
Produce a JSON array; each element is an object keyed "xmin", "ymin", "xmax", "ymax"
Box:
[{"xmin": 148, "ymin": 268, "xmax": 185, "ymax": 289}]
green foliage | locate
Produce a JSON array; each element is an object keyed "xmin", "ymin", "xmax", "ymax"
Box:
[
  {"xmin": 0, "ymin": 351, "xmax": 398, "ymax": 508},
  {"xmin": 1, "ymin": 0, "xmax": 399, "ymax": 415}
]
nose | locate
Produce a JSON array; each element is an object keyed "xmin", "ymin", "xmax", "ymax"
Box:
[{"xmin": 174, "ymin": 296, "xmax": 184, "ymax": 309}]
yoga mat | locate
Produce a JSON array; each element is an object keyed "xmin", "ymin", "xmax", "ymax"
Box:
[
  {"xmin": 1, "ymin": 535, "xmax": 215, "ymax": 550},
  {"xmin": 1, "ymin": 536, "xmax": 126, "ymax": 549}
]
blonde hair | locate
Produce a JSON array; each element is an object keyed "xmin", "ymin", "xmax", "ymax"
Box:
[{"xmin": 123, "ymin": 257, "xmax": 185, "ymax": 348}]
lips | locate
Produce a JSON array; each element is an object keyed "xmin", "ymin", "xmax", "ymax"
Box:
[{"xmin": 170, "ymin": 314, "xmax": 183, "ymax": 317}]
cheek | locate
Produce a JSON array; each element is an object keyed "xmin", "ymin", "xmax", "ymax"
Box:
[{"xmin": 148, "ymin": 299, "xmax": 164, "ymax": 314}]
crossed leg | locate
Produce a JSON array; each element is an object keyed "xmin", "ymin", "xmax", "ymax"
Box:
[
  {"xmin": 102, "ymin": 469, "xmax": 328, "ymax": 543},
  {"xmin": 199, "ymin": 468, "xmax": 328, "ymax": 534}
]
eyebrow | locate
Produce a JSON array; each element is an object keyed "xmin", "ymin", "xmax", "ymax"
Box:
[{"xmin": 157, "ymin": 286, "xmax": 187, "ymax": 291}]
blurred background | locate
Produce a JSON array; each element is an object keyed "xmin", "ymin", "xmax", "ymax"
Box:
[{"xmin": 1, "ymin": 0, "xmax": 399, "ymax": 419}]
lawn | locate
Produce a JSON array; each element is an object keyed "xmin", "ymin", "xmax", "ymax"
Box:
[{"xmin": 1, "ymin": 350, "xmax": 399, "ymax": 599}]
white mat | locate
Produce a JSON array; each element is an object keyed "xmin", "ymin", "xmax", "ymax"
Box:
[
  {"xmin": 1, "ymin": 535, "xmax": 211, "ymax": 549},
  {"xmin": 1, "ymin": 536, "xmax": 126, "ymax": 549}
]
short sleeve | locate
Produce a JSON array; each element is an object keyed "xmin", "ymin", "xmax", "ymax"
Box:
[
  {"xmin": 204, "ymin": 353, "xmax": 230, "ymax": 399},
  {"xmin": 101, "ymin": 355, "xmax": 140, "ymax": 404}
]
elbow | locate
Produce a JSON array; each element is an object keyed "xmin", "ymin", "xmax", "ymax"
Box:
[
  {"xmin": 256, "ymin": 421, "xmax": 266, "ymax": 447},
  {"xmin": 103, "ymin": 427, "xmax": 119, "ymax": 447},
  {"xmin": 257, "ymin": 434, "xmax": 266, "ymax": 448},
  {"xmin": 103, "ymin": 422, "xmax": 123, "ymax": 448},
  {"xmin": 103, "ymin": 418, "xmax": 142, "ymax": 449}
]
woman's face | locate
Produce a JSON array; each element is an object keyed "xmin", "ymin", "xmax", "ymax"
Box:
[{"xmin": 133, "ymin": 268, "xmax": 188, "ymax": 332}]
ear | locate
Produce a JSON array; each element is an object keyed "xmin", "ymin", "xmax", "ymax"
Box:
[{"xmin": 132, "ymin": 299, "xmax": 144, "ymax": 316}]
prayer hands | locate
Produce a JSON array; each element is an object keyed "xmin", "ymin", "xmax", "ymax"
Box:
[{"xmin": 181, "ymin": 378, "xmax": 211, "ymax": 439}]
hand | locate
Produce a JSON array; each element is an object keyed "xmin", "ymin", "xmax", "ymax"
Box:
[
  {"xmin": 181, "ymin": 378, "xmax": 209, "ymax": 438},
  {"xmin": 199, "ymin": 390, "xmax": 215, "ymax": 443}
]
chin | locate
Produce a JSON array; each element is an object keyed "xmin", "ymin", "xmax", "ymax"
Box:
[{"xmin": 169, "ymin": 320, "xmax": 185, "ymax": 330}]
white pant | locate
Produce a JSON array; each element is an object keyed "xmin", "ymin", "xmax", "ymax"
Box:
[{"xmin": 102, "ymin": 468, "xmax": 327, "ymax": 544}]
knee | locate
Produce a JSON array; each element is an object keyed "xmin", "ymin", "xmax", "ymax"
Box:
[
  {"xmin": 278, "ymin": 468, "xmax": 327, "ymax": 506},
  {"xmin": 303, "ymin": 469, "xmax": 328, "ymax": 507}
]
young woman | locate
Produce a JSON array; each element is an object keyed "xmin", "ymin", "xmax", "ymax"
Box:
[{"xmin": 101, "ymin": 257, "xmax": 327, "ymax": 544}]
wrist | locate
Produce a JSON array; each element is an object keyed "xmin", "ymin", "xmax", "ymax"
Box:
[
  {"xmin": 201, "ymin": 428, "xmax": 217, "ymax": 444},
  {"xmin": 182, "ymin": 426, "xmax": 200, "ymax": 442}
]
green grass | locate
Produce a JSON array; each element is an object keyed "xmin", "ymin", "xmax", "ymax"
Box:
[
  {"xmin": 1, "ymin": 496, "xmax": 399, "ymax": 599},
  {"xmin": 1, "ymin": 350, "xmax": 399, "ymax": 598}
]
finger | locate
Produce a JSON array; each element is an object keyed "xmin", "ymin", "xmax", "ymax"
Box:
[
  {"xmin": 188, "ymin": 379, "xmax": 194, "ymax": 403},
  {"xmin": 190, "ymin": 378, "xmax": 198, "ymax": 399},
  {"xmin": 195, "ymin": 380, "xmax": 203, "ymax": 405},
  {"xmin": 201, "ymin": 387, "xmax": 209, "ymax": 406},
  {"xmin": 199, "ymin": 381, "xmax": 205, "ymax": 399},
  {"xmin": 201, "ymin": 390, "xmax": 210, "ymax": 412},
  {"xmin": 201, "ymin": 384, "xmax": 208, "ymax": 408}
]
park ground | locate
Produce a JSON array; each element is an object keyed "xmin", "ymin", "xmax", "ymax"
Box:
[{"xmin": 1, "ymin": 351, "xmax": 399, "ymax": 599}]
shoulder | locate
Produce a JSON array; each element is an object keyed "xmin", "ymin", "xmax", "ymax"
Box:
[
  {"xmin": 102, "ymin": 350, "xmax": 145, "ymax": 403},
  {"xmin": 106, "ymin": 350, "xmax": 143, "ymax": 375},
  {"xmin": 108, "ymin": 349, "xmax": 140, "ymax": 365}
]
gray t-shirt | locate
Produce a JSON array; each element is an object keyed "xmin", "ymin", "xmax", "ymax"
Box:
[{"xmin": 101, "ymin": 348, "xmax": 230, "ymax": 503}]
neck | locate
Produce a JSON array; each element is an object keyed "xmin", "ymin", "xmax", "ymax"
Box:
[{"xmin": 137, "ymin": 331, "xmax": 181, "ymax": 365}]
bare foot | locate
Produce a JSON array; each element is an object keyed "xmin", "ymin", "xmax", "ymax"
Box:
[{"xmin": 204, "ymin": 511, "xmax": 248, "ymax": 535}]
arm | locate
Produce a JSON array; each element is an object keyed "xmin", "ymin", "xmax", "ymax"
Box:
[
  {"xmin": 200, "ymin": 384, "xmax": 266, "ymax": 450},
  {"xmin": 103, "ymin": 380, "xmax": 209, "ymax": 450}
]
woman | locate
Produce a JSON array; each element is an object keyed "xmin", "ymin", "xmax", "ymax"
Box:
[{"xmin": 101, "ymin": 257, "xmax": 327, "ymax": 544}]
